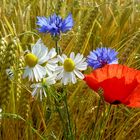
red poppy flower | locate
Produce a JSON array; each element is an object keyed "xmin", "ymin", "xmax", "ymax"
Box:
[{"xmin": 84, "ymin": 64, "xmax": 140, "ymax": 107}]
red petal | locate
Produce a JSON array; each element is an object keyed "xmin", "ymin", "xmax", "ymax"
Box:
[
  {"xmin": 125, "ymin": 84, "xmax": 140, "ymax": 107},
  {"xmin": 84, "ymin": 64, "xmax": 140, "ymax": 107}
]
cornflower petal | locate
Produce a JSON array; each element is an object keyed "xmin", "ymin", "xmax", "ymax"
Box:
[{"xmin": 61, "ymin": 14, "xmax": 74, "ymax": 32}]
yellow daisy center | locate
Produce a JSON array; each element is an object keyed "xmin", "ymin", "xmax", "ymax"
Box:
[
  {"xmin": 25, "ymin": 53, "xmax": 38, "ymax": 67},
  {"xmin": 64, "ymin": 58, "xmax": 75, "ymax": 72}
]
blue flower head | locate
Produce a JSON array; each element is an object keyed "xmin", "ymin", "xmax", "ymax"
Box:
[
  {"xmin": 36, "ymin": 13, "xmax": 73, "ymax": 37},
  {"xmin": 87, "ymin": 47, "xmax": 118, "ymax": 69}
]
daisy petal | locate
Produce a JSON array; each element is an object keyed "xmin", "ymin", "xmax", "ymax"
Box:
[
  {"xmin": 43, "ymin": 88, "xmax": 47, "ymax": 97},
  {"xmin": 71, "ymin": 72, "xmax": 77, "ymax": 84},
  {"xmin": 29, "ymin": 70, "xmax": 34, "ymax": 81},
  {"xmin": 55, "ymin": 66, "xmax": 63, "ymax": 73},
  {"xmin": 62, "ymin": 54, "xmax": 67, "ymax": 60},
  {"xmin": 33, "ymin": 67, "xmax": 40, "ymax": 82},
  {"xmin": 74, "ymin": 69, "xmax": 84, "ymax": 79},
  {"xmin": 70, "ymin": 52, "xmax": 75, "ymax": 60},
  {"xmin": 57, "ymin": 55, "xmax": 65, "ymax": 63},
  {"xmin": 46, "ymin": 63, "xmax": 56, "ymax": 71},
  {"xmin": 36, "ymin": 64, "xmax": 46, "ymax": 77},
  {"xmin": 74, "ymin": 53, "xmax": 83, "ymax": 64},
  {"xmin": 56, "ymin": 70, "xmax": 64, "ymax": 80},
  {"xmin": 76, "ymin": 62, "xmax": 87, "ymax": 70},
  {"xmin": 23, "ymin": 67, "xmax": 31, "ymax": 78},
  {"xmin": 48, "ymin": 48, "xmax": 57, "ymax": 58},
  {"xmin": 62, "ymin": 72, "xmax": 70, "ymax": 85},
  {"xmin": 32, "ymin": 87, "xmax": 38, "ymax": 96}
]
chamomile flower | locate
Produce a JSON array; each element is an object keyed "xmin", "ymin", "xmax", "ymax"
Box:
[
  {"xmin": 31, "ymin": 74, "xmax": 56, "ymax": 100},
  {"xmin": 23, "ymin": 39, "xmax": 57, "ymax": 81},
  {"xmin": 55, "ymin": 52, "xmax": 87, "ymax": 85}
]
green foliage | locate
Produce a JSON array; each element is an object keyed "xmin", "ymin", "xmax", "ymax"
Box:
[{"xmin": 0, "ymin": 0, "xmax": 140, "ymax": 140}]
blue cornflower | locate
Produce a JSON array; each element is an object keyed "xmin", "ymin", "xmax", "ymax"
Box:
[
  {"xmin": 87, "ymin": 47, "xmax": 118, "ymax": 69},
  {"xmin": 36, "ymin": 13, "xmax": 73, "ymax": 36}
]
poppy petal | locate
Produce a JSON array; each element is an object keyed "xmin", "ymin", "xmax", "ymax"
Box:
[
  {"xmin": 84, "ymin": 64, "xmax": 140, "ymax": 107},
  {"xmin": 125, "ymin": 84, "xmax": 140, "ymax": 107}
]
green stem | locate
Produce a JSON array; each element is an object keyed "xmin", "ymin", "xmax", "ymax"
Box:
[
  {"xmin": 54, "ymin": 99, "xmax": 68, "ymax": 139},
  {"xmin": 63, "ymin": 92, "xmax": 74, "ymax": 140},
  {"xmin": 55, "ymin": 40, "xmax": 59, "ymax": 55}
]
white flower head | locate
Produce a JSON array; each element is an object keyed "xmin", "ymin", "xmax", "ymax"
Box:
[
  {"xmin": 23, "ymin": 39, "xmax": 57, "ymax": 82},
  {"xmin": 31, "ymin": 74, "xmax": 56, "ymax": 101},
  {"xmin": 55, "ymin": 52, "xmax": 88, "ymax": 85}
]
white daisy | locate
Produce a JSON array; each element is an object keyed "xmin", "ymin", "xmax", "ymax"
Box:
[
  {"xmin": 23, "ymin": 39, "xmax": 57, "ymax": 82},
  {"xmin": 31, "ymin": 74, "xmax": 56, "ymax": 100},
  {"xmin": 55, "ymin": 52, "xmax": 87, "ymax": 85}
]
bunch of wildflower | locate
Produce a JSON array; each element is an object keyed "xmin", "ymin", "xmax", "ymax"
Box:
[
  {"xmin": 22, "ymin": 38, "xmax": 87, "ymax": 100},
  {"xmin": 22, "ymin": 12, "xmax": 140, "ymax": 108},
  {"xmin": 21, "ymin": 13, "xmax": 87, "ymax": 101}
]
